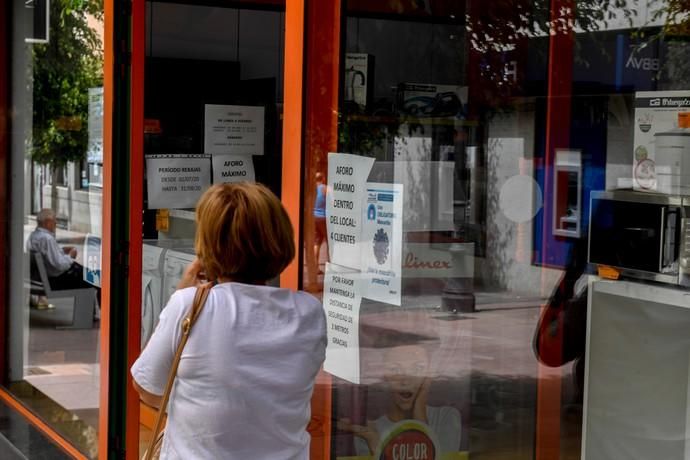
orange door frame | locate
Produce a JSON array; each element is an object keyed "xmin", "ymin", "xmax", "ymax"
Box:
[
  {"xmin": 536, "ymin": 0, "xmax": 575, "ymax": 459},
  {"xmin": 0, "ymin": 1, "xmax": 110, "ymax": 459},
  {"xmin": 285, "ymin": 0, "xmax": 342, "ymax": 458}
]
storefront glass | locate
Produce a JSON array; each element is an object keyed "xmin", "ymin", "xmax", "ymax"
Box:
[
  {"xmin": 137, "ymin": 1, "xmax": 286, "ymax": 454},
  {"xmin": 5, "ymin": 0, "xmax": 105, "ymax": 457},
  {"xmin": 304, "ymin": 1, "xmax": 690, "ymax": 459}
]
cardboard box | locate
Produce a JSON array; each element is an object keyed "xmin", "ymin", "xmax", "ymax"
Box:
[
  {"xmin": 633, "ymin": 90, "xmax": 690, "ymax": 193},
  {"xmin": 396, "ymin": 83, "xmax": 468, "ymax": 118},
  {"xmin": 344, "ymin": 53, "xmax": 374, "ymax": 110}
]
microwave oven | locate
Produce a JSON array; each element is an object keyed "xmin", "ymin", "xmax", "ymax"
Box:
[{"xmin": 588, "ymin": 190, "xmax": 690, "ymax": 286}]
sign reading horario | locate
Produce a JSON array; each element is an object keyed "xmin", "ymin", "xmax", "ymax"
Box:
[{"xmin": 326, "ymin": 153, "xmax": 374, "ymax": 270}]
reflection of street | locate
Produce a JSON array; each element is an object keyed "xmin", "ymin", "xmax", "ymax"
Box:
[{"xmin": 329, "ymin": 292, "xmax": 581, "ymax": 460}]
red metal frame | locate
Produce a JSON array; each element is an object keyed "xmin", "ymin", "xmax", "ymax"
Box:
[
  {"xmin": 536, "ymin": 0, "xmax": 575, "ymax": 459},
  {"xmin": 125, "ymin": 0, "xmax": 146, "ymax": 457},
  {"xmin": 0, "ymin": 0, "xmax": 9, "ymax": 385}
]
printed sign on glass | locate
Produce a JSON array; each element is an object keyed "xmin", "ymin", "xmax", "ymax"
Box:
[
  {"xmin": 326, "ymin": 153, "xmax": 375, "ymax": 271},
  {"xmin": 145, "ymin": 154, "xmax": 212, "ymax": 209},
  {"xmin": 204, "ymin": 104, "xmax": 265, "ymax": 156}
]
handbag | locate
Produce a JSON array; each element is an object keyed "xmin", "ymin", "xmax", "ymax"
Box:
[{"xmin": 142, "ymin": 282, "xmax": 213, "ymax": 460}]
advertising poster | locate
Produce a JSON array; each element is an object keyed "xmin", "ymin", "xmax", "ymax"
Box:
[
  {"xmin": 327, "ymin": 153, "xmax": 375, "ymax": 270},
  {"xmin": 82, "ymin": 234, "xmax": 101, "ymax": 288},
  {"xmin": 633, "ymin": 90, "xmax": 690, "ymax": 193},
  {"xmin": 212, "ymin": 154, "xmax": 256, "ymax": 183},
  {"xmin": 145, "ymin": 154, "xmax": 212, "ymax": 209},
  {"xmin": 204, "ymin": 104, "xmax": 265, "ymax": 156},
  {"xmin": 361, "ymin": 183, "xmax": 403, "ymax": 306},
  {"xmin": 334, "ymin": 308, "xmax": 470, "ymax": 460},
  {"xmin": 323, "ymin": 263, "xmax": 363, "ymax": 384}
]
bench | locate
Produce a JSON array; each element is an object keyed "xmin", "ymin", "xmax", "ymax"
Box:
[{"xmin": 28, "ymin": 251, "xmax": 96, "ymax": 329}]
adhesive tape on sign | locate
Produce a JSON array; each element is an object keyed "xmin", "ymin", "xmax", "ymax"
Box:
[{"xmin": 499, "ymin": 175, "xmax": 542, "ymax": 223}]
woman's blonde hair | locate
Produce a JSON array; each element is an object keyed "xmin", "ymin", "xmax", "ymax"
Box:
[{"xmin": 195, "ymin": 182, "xmax": 295, "ymax": 283}]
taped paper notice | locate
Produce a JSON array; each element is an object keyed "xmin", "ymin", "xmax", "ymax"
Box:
[
  {"xmin": 204, "ymin": 104, "xmax": 265, "ymax": 155},
  {"xmin": 323, "ymin": 263, "xmax": 362, "ymax": 384},
  {"xmin": 212, "ymin": 154, "xmax": 255, "ymax": 183},
  {"xmin": 361, "ymin": 183, "xmax": 403, "ymax": 306},
  {"xmin": 83, "ymin": 234, "xmax": 101, "ymax": 288},
  {"xmin": 146, "ymin": 154, "xmax": 211, "ymax": 209},
  {"xmin": 326, "ymin": 153, "xmax": 375, "ymax": 270}
]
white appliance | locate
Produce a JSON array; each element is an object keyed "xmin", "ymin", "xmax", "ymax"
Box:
[
  {"xmin": 142, "ymin": 242, "xmax": 166, "ymax": 348},
  {"xmin": 141, "ymin": 240, "xmax": 194, "ymax": 348},
  {"xmin": 162, "ymin": 246, "xmax": 196, "ymax": 307}
]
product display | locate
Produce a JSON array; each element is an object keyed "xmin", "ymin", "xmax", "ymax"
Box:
[
  {"xmin": 344, "ymin": 53, "xmax": 374, "ymax": 111},
  {"xmin": 396, "ymin": 83, "xmax": 467, "ymax": 118},
  {"xmin": 633, "ymin": 91, "xmax": 690, "ymax": 194}
]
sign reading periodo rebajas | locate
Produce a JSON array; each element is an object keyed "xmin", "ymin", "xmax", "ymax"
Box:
[
  {"xmin": 145, "ymin": 154, "xmax": 212, "ymax": 209},
  {"xmin": 326, "ymin": 153, "xmax": 374, "ymax": 271}
]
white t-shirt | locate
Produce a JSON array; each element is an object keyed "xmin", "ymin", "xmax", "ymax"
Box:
[
  {"xmin": 354, "ymin": 406, "xmax": 462, "ymax": 455},
  {"xmin": 131, "ymin": 283, "xmax": 327, "ymax": 460}
]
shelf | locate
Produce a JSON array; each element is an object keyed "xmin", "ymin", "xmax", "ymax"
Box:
[{"xmin": 343, "ymin": 113, "xmax": 479, "ymax": 127}]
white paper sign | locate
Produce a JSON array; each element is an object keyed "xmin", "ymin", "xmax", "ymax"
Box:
[
  {"xmin": 87, "ymin": 87, "xmax": 104, "ymax": 163},
  {"xmin": 83, "ymin": 234, "xmax": 102, "ymax": 288},
  {"xmin": 204, "ymin": 104, "xmax": 265, "ymax": 155},
  {"xmin": 212, "ymin": 154, "xmax": 255, "ymax": 183},
  {"xmin": 327, "ymin": 153, "xmax": 375, "ymax": 270},
  {"xmin": 146, "ymin": 154, "xmax": 212, "ymax": 209},
  {"xmin": 323, "ymin": 263, "xmax": 362, "ymax": 384},
  {"xmin": 361, "ymin": 183, "xmax": 404, "ymax": 306}
]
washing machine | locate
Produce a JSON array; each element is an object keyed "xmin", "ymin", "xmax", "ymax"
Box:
[
  {"xmin": 162, "ymin": 246, "xmax": 196, "ymax": 310},
  {"xmin": 142, "ymin": 242, "xmax": 166, "ymax": 348}
]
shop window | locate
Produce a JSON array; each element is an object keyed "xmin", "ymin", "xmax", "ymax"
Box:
[{"xmin": 5, "ymin": 0, "xmax": 105, "ymax": 457}]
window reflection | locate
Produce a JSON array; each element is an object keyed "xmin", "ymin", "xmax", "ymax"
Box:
[
  {"xmin": 7, "ymin": 0, "xmax": 104, "ymax": 457},
  {"xmin": 323, "ymin": 1, "xmax": 690, "ymax": 459}
]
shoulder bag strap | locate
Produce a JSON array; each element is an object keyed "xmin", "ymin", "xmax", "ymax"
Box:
[{"xmin": 143, "ymin": 282, "xmax": 213, "ymax": 460}]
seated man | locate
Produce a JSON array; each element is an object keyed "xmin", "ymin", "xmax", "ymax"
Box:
[{"xmin": 27, "ymin": 209, "xmax": 99, "ymax": 312}]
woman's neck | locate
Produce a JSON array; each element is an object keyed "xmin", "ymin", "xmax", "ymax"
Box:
[{"xmin": 217, "ymin": 276, "xmax": 266, "ymax": 286}]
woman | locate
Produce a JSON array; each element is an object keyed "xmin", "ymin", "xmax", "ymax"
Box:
[{"xmin": 132, "ymin": 183, "xmax": 327, "ymax": 459}]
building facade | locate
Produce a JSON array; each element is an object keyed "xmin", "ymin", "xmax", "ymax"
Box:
[{"xmin": 2, "ymin": 0, "xmax": 690, "ymax": 458}]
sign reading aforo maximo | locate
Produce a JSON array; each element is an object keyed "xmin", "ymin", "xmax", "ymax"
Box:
[
  {"xmin": 212, "ymin": 154, "xmax": 255, "ymax": 184},
  {"xmin": 204, "ymin": 104, "xmax": 265, "ymax": 156},
  {"xmin": 326, "ymin": 153, "xmax": 375, "ymax": 270}
]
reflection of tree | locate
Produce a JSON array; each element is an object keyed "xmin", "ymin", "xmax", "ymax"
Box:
[
  {"xmin": 484, "ymin": 138, "xmax": 514, "ymax": 289},
  {"xmin": 31, "ymin": 0, "xmax": 103, "ymax": 167},
  {"xmin": 465, "ymin": 0, "xmax": 637, "ymax": 108}
]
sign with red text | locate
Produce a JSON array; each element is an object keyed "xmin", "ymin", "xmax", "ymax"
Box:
[
  {"xmin": 374, "ymin": 420, "xmax": 440, "ymax": 460},
  {"xmin": 402, "ymin": 243, "xmax": 474, "ymax": 278}
]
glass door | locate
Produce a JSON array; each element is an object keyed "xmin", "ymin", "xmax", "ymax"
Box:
[
  {"xmin": 2, "ymin": 0, "xmax": 107, "ymax": 457},
  {"xmin": 134, "ymin": 1, "xmax": 288, "ymax": 455}
]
